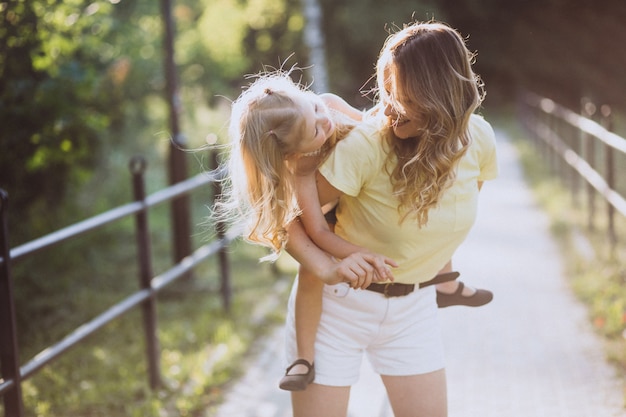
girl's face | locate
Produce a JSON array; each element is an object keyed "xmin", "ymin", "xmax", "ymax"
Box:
[{"xmin": 288, "ymin": 92, "xmax": 335, "ymax": 155}]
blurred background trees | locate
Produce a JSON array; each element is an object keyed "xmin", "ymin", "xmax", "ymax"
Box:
[
  {"xmin": 2, "ymin": 1, "xmax": 625, "ymax": 414},
  {"xmin": 2, "ymin": 0, "xmax": 625, "ymax": 241}
]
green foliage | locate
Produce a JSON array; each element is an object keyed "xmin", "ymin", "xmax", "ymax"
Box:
[
  {"xmin": 0, "ymin": 0, "xmax": 160, "ymax": 242},
  {"xmin": 1, "ymin": 0, "xmax": 307, "ymax": 243},
  {"xmin": 173, "ymin": 0, "xmax": 306, "ymax": 107}
]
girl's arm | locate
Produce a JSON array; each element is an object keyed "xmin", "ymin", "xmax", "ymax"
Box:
[
  {"xmin": 320, "ymin": 93, "xmax": 364, "ymax": 122},
  {"xmin": 294, "ymin": 92, "xmax": 365, "ymax": 258},
  {"xmin": 294, "ymin": 170, "xmax": 396, "ymax": 285},
  {"xmin": 295, "ymin": 172, "xmax": 365, "ymax": 259}
]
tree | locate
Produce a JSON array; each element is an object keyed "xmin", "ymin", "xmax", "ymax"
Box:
[
  {"xmin": 0, "ymin": 1, "xmax": 120, "ymax": 239},
  {"xmin": 0, "ymin": 0, "xmax": 170, "ymax": 241}
]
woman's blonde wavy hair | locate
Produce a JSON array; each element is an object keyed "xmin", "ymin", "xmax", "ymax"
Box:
[
  {"xmin": 215, "ymin": 73, "xmax": 352, "ymax": 259},
  {"xmin": 375, "ymin": 21, "xmax": 485, "ymax": 226}
]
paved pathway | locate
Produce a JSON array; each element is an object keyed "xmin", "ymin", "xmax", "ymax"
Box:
[{"xmin": 210, "ymin": 129, "xmax": 626, "ymax": 416}]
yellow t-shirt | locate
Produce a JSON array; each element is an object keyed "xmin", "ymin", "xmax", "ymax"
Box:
[{"xmin": 318, "ymin": 113, "xmax": 498, "ymax": 284}]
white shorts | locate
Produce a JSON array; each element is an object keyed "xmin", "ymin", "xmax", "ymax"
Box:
[{"xmin": 285, "ymin": 277, "xmax": 445, "ymax": 387}]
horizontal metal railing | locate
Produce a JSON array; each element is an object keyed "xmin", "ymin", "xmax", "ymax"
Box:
[
  {"xmin": 518, "ymin": 91, "xmax": 626, "ymax": 250},
  {"xmin": 0, "ymin": 155, "xmax": 236, "ymax": 416}
]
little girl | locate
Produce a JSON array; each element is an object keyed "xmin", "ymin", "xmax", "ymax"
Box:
[{"xmin": 217, "ymin": 72, "xmax": 492, "ymax": 392}]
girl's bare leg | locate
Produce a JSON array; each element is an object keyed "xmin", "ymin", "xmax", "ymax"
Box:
[
  {"xmin": 291, "ymin": 266, "xmax": 324, "ymax": 374},
  {"xmin": 382, "ymin": 369, "xmax": 447, "ymax": 417},
  {"xmin": 435, "ymin": 260, "xmax": 476, "ymax": 296}
]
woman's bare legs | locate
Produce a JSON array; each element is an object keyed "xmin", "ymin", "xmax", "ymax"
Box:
[
  {"xmin": 382, "ymin": 369, "xmax": 448, "ymax": 417},
  {"xmin": 292, "ymin": 384, "xmax": 351, "ymax": 417}
]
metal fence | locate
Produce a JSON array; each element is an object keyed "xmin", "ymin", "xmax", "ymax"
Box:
[
  {"xmin": 0, "ymin": 154, "xmax": 237, "ymax": 417},
  {"xmin": 517, "ymin": 91, "xmax": 626, "ymax": 252}
]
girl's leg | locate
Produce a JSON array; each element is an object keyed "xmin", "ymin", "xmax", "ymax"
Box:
[
  {"xmin": 435, "ymin": 260, "xmax": 494, "ymax": 307},
  {"xmin": 292, "ymin": 384, "xmax": 351, "ymax": 417},
  {"xmin": 382, "ymin": 369, "xmax": 447, "ymax": 417},
  {"xmin": 295, "ymin": 266, "xmax": 323, "ymax": 367},
  {"xmin": 435, "ymin": 260, "xmax": 476, "ymax": 296},
  {"xmin": 281, "ymin": 266, "xmax": 323, "ymax": 385}
]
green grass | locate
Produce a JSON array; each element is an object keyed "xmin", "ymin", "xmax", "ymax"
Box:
[
  {"xmin": 496, "ymin": 110, "xmax": 626, "ymax": 397},
  {"xmin": 14, "ymin": 233, "xmax": 296, "ymax": 417}
]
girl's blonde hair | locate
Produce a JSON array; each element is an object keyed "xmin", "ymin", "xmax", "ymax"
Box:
[
  {"xmin": 375, "ymin": 21, "xmax": 484, "ymax": 226},
  {"xmin": 216, "ymin": 73, "xmax": 353, "ymax": 259}
]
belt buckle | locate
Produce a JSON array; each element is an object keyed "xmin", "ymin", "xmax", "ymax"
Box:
[{"xmin": 383, "ymin": 282, "xmax": 393, "ymax": 298}]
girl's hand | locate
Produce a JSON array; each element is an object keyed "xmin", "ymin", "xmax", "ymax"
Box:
[
  {"xmin": 330, "ymin": 252, "xmax": 396, "ymax": 290},
  {"xmin": 325, "ymin": 252, "xmax": 375, "ymax": 287}
]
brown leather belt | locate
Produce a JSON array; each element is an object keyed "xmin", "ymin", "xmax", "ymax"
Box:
[{"xmin": 365, "ymin": 271, "xmax": 460, "ymax": 298}]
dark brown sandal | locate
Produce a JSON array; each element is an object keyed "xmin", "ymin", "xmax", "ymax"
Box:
[
  {"xmin": 436, "ymin": 281, "xmax": 493, "ymax": 308},
  {"xmin": 279, "ymin": 359, "xmax": 315, "ymax": 391}
]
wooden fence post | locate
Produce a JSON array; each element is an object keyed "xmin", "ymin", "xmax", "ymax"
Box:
[
  {"xmin": 0, "ymin": 190, "xmax": 25, "ymax": 417},
  {"xmin": 600, "ymin": 105, "xmax": 617, "ymax": 253},
  {"xmin": 572, "ymin": 119, "xmax": 584, "ymax": 209},
  {"xmin": 130, "ymin": 157, "xmax": 162, "ymax": 389},
  {"xmin": 161, "ymin": 0, "xmax": 192, "ymax": 273},
  {"xmin": 581, "ymin": 98, "xmax": 597, "ymax": 231}
]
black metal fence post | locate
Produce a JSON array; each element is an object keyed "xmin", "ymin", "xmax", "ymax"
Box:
[
  {"xmin": 130, "ymin": 158, "xmax": 162, "ymax": 389},
  {"xmin": 210, "ymin": 151, "xmax": 231, "ymax": 312},
  {"xmin": 0, "ymin": 190, "xmax": 25, "ymax": 417}
]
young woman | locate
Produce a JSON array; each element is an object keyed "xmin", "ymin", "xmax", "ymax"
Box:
[{"xmin": 283, "ymin": 21, "xmax": 498, "ymax": 416}]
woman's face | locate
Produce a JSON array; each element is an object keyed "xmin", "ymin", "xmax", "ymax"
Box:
[
  {"xmin": 288, "ymin": 93, "xmax": 335, "ymax": 155},
  {"xmin": 382, "ymin": 70, "xmax": 422, "ymax": 140},
  {"xmin": 384, "ymin": 102, "xmax": 422, "ymax": 140}
]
